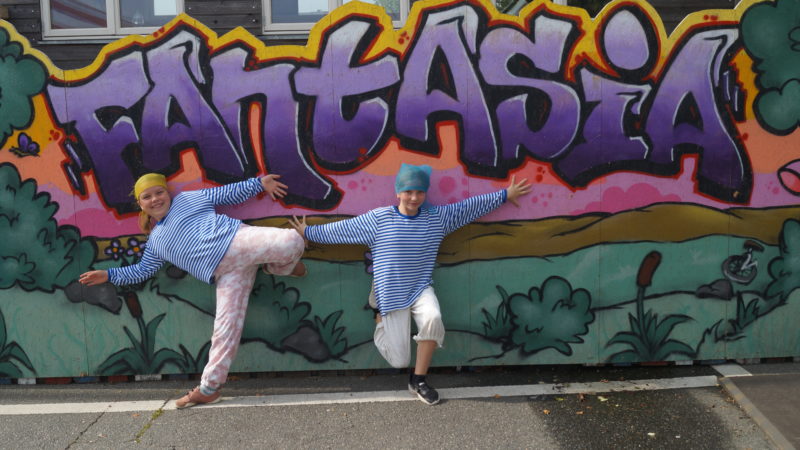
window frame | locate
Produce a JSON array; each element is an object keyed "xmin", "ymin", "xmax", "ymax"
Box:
[
  {"xmin": 41, "ymin": 0, "xmax": 184, "ymax": 39},
  {"xmin": 263, "ymin": 0, "xmax": 409, "ymax": 34}
]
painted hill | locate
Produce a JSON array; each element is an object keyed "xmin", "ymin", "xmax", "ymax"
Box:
[{"xmin": 249, "ymin": 204, "xmax": 800, "ymax": 264}]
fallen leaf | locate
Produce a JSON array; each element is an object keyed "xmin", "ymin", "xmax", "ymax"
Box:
[
  {"xmin": 576, "ymin": 411, "xmax": 584, "ymax": 415},
  {"xmin": 542, "ymin": 409, "xmax": 551, "ymax": 415},
  {"xmin": 555, "ymin": 397, "xmax": 565, "ymax": 402},
  {"xmin": 578, "ymin": 393, "xmax": 586, "ymax": 402},
  {"xmin": 600, "ymin": 379, "xmax": 609, "ymax": 383},
  {"xmin": 598, "ymin": 396, "xmax": 609, "ymax": 402},
  {"xmin": 132, "ymin": 413, "xmax": 140, "ymax": 417},
  {"xmin": 647, "ymin": 433, "xmax": 656, "ymax": 437},
  {"xmin": 494, "ymin": 394, "xmax": 502, "ymax": 399}
]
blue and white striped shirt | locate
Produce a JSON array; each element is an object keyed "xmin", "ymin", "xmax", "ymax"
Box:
[
  {"xmin": 108, "ymin": 178, "xmax": 264, "ymax": 285},
  {"xmin": 305, "ymin": 190, "xmax": 507, "ymax": 314}
]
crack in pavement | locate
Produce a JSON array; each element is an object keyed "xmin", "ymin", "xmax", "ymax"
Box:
[{"xmin": 65, "ymin": 410, "xmax": 106, "ymax": 449}]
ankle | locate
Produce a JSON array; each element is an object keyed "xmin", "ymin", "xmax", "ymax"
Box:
[{"xmin": 199, "ymin": 384, "xmax": 218, "ymax": 396}]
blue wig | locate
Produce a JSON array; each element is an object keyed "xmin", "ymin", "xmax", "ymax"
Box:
[{"xmin": 395, "ymin": 163, "xmax": 432, "ymax": 194}]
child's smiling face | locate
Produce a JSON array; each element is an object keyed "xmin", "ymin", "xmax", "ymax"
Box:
[
  {"xmin": 397, "ymin": 189, "xmax": 426, "ymax": 216},
  {"xmin": 138, "ymin": 185, "xmax": 172, "ymax": 220}
]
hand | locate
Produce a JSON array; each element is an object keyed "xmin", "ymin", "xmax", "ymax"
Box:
[
  {"xmin": 288, "ymin": 215, "xmax": 308, "ymax": 239},
  {"xmin": 506, "ymin": 175, "xmax": 532, "ymax": 207},
  {"xmin": 79, "ymin": 270, "xmax": 109, "ymax": 286},
  {"xmin": 260, "ymin": 174, "xmax": 288, "ymax": 200}
]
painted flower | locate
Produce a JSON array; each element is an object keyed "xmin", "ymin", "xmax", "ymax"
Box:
[
  {"xmin": 104, "ymin": 239, "xmax": 123, "ymax": 260},
  {"xmin": 126, "ymin": 238, "xmax": 146, "ymax": 258}
]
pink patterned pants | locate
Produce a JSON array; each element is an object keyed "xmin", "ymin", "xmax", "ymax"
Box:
[{"xmin": 200, "ymin": 224, "xmax": 304, "ymax": 390}]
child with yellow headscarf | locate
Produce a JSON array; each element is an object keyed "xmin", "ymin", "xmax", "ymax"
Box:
[{"xmin": 80, "ymin": 172, "xmax": 306, "ymax": 408}]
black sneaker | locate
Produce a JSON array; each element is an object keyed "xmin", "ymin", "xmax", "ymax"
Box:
[{"xmin": 408, "ymin": 378, "xmax": 440, "ymax": 405}]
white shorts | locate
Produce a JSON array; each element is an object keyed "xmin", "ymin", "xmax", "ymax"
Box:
[{"xmin": 373, "ymin": 286, "xmax": 445, "ymax": 368}]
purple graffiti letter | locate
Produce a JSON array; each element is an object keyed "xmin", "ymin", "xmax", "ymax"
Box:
[
  {"xmin": 395, "ymin": 5, "xmax": 498, "ymax": 171},
  {"xmin": 294, "ymin": 19, "xmax": 399, "ymax": 169},
  {"xmin": 555, "ymin": 68, "xmax": 652, "ymax": 183},
  {"xmin": 140, "ymin": 31, "xmax": 248, "ymax": 181},
  {"xmin": 645, "ymin": 28, "xmax": 750, "ymax": 202},
  {"xmin": 479, "ymin": 15, "xmax": 580, "ymax": 168},
  {"xmin": 47, "ymin": 52, "xmax": 149, "ymax": 211},
  {"xmin": 210, "ymin": 47, "xmax": 339, "ymax": 208}
]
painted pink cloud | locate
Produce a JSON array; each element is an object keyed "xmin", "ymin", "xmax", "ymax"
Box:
[{"xmin": 572, "ymin": 183, "xmax": 681, "ymax": 215}]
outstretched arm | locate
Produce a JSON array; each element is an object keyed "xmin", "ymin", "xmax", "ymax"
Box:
[
  {"xmin": 291, "ymin": 212, "xmax": 377, "ymax": 246},
  {"xmin": 439, "ymin": 175, "xmax": 532, "ymax": 234},
  {"xmin": 93, "ymin": 249, "xmax": 165, "ymax": 286},
  {"xmin": 204, "ymin": 175, "xmax": 286, "ymax": 206}
]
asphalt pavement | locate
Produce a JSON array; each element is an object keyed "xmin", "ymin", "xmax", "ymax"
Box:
[
  {"xmin": 719, "ymin": 362, "xmax": 800, "ymax": 450},
  {"xmin": 0, "ymin": 362, "xmax": 797, "ymax": 449}
]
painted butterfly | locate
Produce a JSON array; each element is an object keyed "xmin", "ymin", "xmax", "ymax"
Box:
[{"xmin": 9, "ymin": 132, "xmax": 40, "ymax": 157}]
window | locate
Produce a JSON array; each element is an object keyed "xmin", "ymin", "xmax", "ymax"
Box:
[
  {"xmin": 264, "ymin": 0, "xmax": 409, "ymax": 34},
  {"xmin": 263, "ymin": 0, "xmax": 567, "ymax": 34},
  {"xmin": 42, "ymin": 0, "xmax": 183, "ymax": 38}
]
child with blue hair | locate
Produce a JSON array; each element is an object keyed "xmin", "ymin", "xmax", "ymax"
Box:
[{"xmin": 290, "ymin": 164, "xmax": 530, "ymax": 405}]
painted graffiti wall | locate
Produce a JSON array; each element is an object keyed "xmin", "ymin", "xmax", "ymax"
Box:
[{"xmin": 1, "ymin": 0, "xmax": 799, "ymax": 378}]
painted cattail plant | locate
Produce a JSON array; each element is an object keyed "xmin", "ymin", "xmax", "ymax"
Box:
[
  {"xmin": 96, "ymin": 291, "xmax": 182, "ymax": 375},
  {"xmin": 606, "ymin": 251, "xmax": 695, "ymax": 363}
]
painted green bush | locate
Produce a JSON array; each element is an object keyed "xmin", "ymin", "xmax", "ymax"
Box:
[
  {"xmin": 0, "ymin": 163, "xmax": 95, "ymax": 291},
  {"xmin": 242, "ymin": 277, "xmax": 311, "ymax": 350},
  {"xmin": 766, "ymin": 219, "xmax": 800, "ymax": 303},
  {"xmin": 0, "ymin": 29, "xmax": 46, "ymax": 147},
  {"xmin": 740, "ymin": 0, "xmax": 800, "ymax": 134},
  {"xmin": 508, "ymin": 276, "xmax": 594, "ymax": 356}
]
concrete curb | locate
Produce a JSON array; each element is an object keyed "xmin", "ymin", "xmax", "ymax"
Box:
[{"xmin": 719, "ymin": 377, "xmax": 796, "ymax": 450}]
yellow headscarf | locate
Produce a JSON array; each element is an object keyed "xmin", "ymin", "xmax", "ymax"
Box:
[{"xmin": 134, "ymin": 173, "xmax": 167, "ymax": 199}]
